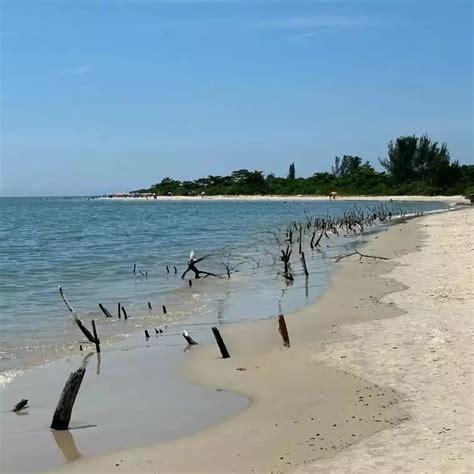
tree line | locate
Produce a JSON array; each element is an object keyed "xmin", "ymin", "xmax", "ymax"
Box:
[{"xmin": 136, "ymin": 135, "xmax": 473, "ymax": 197}]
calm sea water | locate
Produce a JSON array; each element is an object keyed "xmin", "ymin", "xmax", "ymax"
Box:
[{"xmin": 0, "ymin": 197, "xmax": 449, "ymax": 380}]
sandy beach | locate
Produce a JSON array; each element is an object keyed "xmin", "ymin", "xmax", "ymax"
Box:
[
  {"xmin": 48, "ymin": 207, "xmax": 472, "ymax": 472},
  {"xmin": 98, "ymin": 194, "xmax": 468, "ymax": 204}
]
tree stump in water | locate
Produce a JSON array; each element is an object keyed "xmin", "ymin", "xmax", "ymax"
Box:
[
  {"xmin": 278, "ymin": 314, "xmax": 290, "ymax": 348},
  {"xmin": 98, "ymin": 303, "xmax": 113, "ymax": 318},
  {"xmin": 182, "ymin": 330, "xmax": 198, "ymax": 345},
  {"xmin": 301, "ymin": 251, "xmax": 309, "ymax": 277},
  {"xmin": 212, "ymin": 327, "xmax": 230, "ymax": 359},
  {"xmin": 51, "ymin": 367, "xmax": 86, "ymax": 430}
]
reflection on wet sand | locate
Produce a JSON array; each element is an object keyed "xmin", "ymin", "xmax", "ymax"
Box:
[
  {"xmin": 79, "ymin": 351, "xmax": 101, "ymax": 375},
  {"xmin": 51, "ymin": 429, "xmax": 81, "ymax": 463}
]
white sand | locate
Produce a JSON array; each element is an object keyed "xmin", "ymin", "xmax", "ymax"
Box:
[
  {"xmin": 98, "ymin": 194, "xmax": 468, "ymax": 203},
  {"xmin": 309, "ymin": 208, "xmax": 474, "ymax": 473}
]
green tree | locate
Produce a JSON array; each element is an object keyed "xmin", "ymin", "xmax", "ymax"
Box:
[
  {"xmin": 379, "ymin": 136, "xmax": 419, "ymax": 183},
  {"xmin": 332, "ymin": 155, "xmax": 364, "ymax": 177},
  {"xmin": 288, "ymin": 162, "xmax": 296, "ymax": 179}
]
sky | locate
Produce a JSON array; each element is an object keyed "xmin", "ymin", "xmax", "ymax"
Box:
[{"xmin": 0, "ymin": 0, "xmax": 472, "ymax": 196}]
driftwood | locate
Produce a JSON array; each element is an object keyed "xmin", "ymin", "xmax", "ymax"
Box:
[
  {"xmin": 50, "ymin": 367, "xmax": 86, "ymax": 430},
  {"xmin": 280, "ymin": 246, "xmax": 293, "ymax": 281},
  {"xmin": 58, "ymin": 287, "xmax": 98, "ymax": 345},
  {"xmin": 182, "ymin": 330, "xmax": 198, "ymax": 345},
  {"xmin": 298, "ymin": 226, "xmax": 303, "ymax": 254},
  {"xmin": 91, "ymin": 320, "xmax": 100, "ymax": 353},
  {"xmin": 312, "ymin": 230, "xmax": 324, "ymax": 249},
  {"xmin": 335, "ymin": 250, "xmax": 389, "ymax": 263},
  {"xmin": 278, "ymin": 314, "xmax": 290, "ymax": 348},
  {"xmin": 12, "ymin": 399, "xmax": 29, "ymax": 412},
  {"xmin": 98, "ymin": 303, "xmax": 113, "ymax": 318},
  {"xmin": 212, "ymin": 327, "xmax": 230, "ymax": 359},
  {"xmin": 181, "ymin": 252, "xmax": 217, "ymax": 279},
  {"xmin": 301, "ymin": 251, "xmax": 309, "ymax": 277}
]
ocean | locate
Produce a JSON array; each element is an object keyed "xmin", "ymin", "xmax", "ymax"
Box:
[{"xmin": 0, "ymin": 197, "xmax": 450, "ymax": 382}]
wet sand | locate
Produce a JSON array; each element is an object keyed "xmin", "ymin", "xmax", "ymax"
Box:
[{"xmin": 0, "ymin": 337, "xmax": 248, "ymax": 473}]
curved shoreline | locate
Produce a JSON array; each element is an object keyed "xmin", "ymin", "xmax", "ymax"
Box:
[{"xmin": 52, "ymin": 207, "xmax": 473, "ymax": 472}]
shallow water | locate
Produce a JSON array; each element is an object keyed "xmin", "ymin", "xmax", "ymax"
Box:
[{"xmin": 0, "ymin": 197, "xmax": 449, "ymax": 379}]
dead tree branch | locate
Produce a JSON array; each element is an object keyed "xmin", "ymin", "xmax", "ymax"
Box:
[
  {"xmin": 335, "ymin": 249, "xmax": 389, "ymax": 263},
  {"xmin": 58, "ymin": 286, "xmax": 98, "ymax": 345},
  {"xmin": 181, "ymin": 251, "xmax": 217, "ymax": 279}
]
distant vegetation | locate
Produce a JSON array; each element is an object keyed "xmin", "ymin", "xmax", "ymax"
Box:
[{"xmin": 135, "ymin": 135, "xmax": 473, "ymax": 197}]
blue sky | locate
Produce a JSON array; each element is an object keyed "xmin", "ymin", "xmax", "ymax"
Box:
[{"xmin": 1, "ymin": 0, "xmax": 472, "ymax": 196}]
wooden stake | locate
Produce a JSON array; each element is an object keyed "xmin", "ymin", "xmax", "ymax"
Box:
[
  {"xmin": 121, "ymin": 306, "xmax": 128, "ymax": 320},
  {"xmin": 182, "ymin": 330, "xmax": 198, "ymax": 345},
  {"xmin": 50, "ymin": 367, "xmax": 86, "ymax": 430},
  {"xmin": 211, "ymin": 327, "xmax": 230, "ymax": 359},
  {"xmin": 301, "ymin": 251, "xmax": 309, "ymax": 277},
  {"xmin": 91, "ymin": 319, "xmax": 100, "ymax": 353},
  {"xmin": 145, "ymin": 329, "xmax": 150, "ymax": 339},
  {"xmin": 118, "ymin": 302, "xmax": 121, "ymax": 319},
  {"xmin": 148, "ymin": 302, "xmax": 152, "ymax": 310},
  {"xmin": 278, "ymin": 314, "xmax": 290, "ymax": 348},
  {"xmin": 162, "ymin": 305, "xmax": 167, "ymax": 314},
  {"xmin": 98, "ymin": 303, "xmax": 113, "ymax": 318},
  {"xmin": 188, "ymin": 279, "xmax": 192, "ymax": 287},
  {"xmin": 299, "ymin": 226, "xmax": 302, "ymax": 254}
]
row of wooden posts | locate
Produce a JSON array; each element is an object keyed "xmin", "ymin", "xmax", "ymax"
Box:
[{"xmin": 98, "ymin": 300, "xmax": 171, "ymax": 321}]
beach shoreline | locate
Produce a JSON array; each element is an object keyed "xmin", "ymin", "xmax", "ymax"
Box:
[
  {"xmin": 96, "ymin": 194, "xmax": 468, "ymax": 203},
  {"xmin": 2, "ymin": 199, "xmax": 455, "ymax": 386},
  {"xmin": 51, "ymin": 208, "xmax": 473, "ymax": 472}
]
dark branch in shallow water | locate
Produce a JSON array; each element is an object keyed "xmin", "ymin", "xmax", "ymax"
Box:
[
  {"xmin": 58, "ymin": 286, "xmax": 98, "ymax": 344},
  {"xmin": 181, "ymin": 253, "xmax": 217, "ymax": 279}
]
